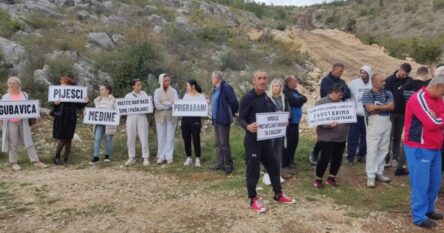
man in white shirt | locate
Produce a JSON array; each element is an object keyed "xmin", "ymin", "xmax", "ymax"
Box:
[{"xmin": 347, "ymin": 65, "xmax": 372, "ymax": 164}]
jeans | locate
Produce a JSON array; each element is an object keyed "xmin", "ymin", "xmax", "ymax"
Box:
[
  {"xmin": 214, "ymin": 124, "xmax": 233, "ymax": 168},
  {"xmin": 93, "ymin": 125, "xmax": 113, "ymax": 158},
  {"xmin": 387, "ymin": 114, "xmax": 405, "ymax": 164},
  {"xmin": 347, "ymin": 115, "xmax": 366, "ymax": 161}
]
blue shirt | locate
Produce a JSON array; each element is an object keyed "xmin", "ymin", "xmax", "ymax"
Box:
[
  {"xmin": 362, "ymin": 89, "xmax": 393, "ymax": 116},
  {"xmin": 211, "ymin": 87, "xmax": 221, "ymax": 120}
]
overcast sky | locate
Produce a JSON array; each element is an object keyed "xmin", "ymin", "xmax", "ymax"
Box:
[{"xmin": 253, "ymin": 0, "xmax": 335, "ymax": 6}]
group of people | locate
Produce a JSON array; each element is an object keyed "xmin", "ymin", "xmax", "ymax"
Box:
[{"xmin": 2, "ymin": 63, "xmax": 444, "ymax": 228}]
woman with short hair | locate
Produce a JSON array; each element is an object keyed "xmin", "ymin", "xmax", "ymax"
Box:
[{"xmin": 1, "ymin": 76, "xmax": 48, "ymax": 171}]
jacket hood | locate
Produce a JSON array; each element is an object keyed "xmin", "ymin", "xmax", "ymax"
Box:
[{"xmin": 360, "ymin": 65, "xmax": 372, "ymax": 78}]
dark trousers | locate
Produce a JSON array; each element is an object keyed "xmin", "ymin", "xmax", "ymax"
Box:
[
  {"xmin": 387, "ymin": 114, "xmax": 405, "ymax": 164},
  {"xmin": 215, "ymin": 124, "xmax": 233, "ymax": 168},
  {"xmin": 282, "ymin": 123, "xmax": 299, "ymax": 168},
  {"xmin": 316, "ymin": 141, "xmax": 346, "ymax": 178},
  {"xmin": 245, "ymin": 137, "xmax": 281, "ymax": 198},
  {"xmin": 347, "ymin": 116, "xmax": 367, "ymax": 161},
  {"xmin": 312, "ymin": 141, "xmax": 321, "ymax": 156},
  {"xmin": 181, "ymin": 118, "xmax": 201, "ymax": 158}
]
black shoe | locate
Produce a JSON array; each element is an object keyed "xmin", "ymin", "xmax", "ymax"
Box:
[
  {"xmin": 53, "ymin": 156, "xmax": 63, "ymax": 165},
  {"xmin": 356, "ymin": 157, "xmax": 365, "ymax": 163},
  {"xmin": 104, "ymin": 155, "xmax": 110, "ymax": 162},
  {"xmin": 89, "ymin": 157, "xmax": 99, "ymax": 165},
  {"xmin": 210, "ymin": 164, "xmax": 225, "ymax": 171},
  {"xmin": 225, "ymin": 166, "xmax": 234, "ymax": 174},
  {"xmin": 427, "ymin": 212, "xmax": 443, "ymax": 220},
  {"xmin": 394, "ymin": 168, "xmax": 409, "ymax": 176},
  {"xmin": 418, "ymin": 219, "xmax": 437, "ymax": 229}
]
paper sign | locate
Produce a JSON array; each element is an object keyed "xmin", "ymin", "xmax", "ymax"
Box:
[
  {"xmin": 48, "ymin": 85, "xmax": 87, "ymax": 103},
  {"xmin": 0, "ymin": 100, "xmax": 40, "ymax": 119},
  {"xmin": 83, "ymin": 108, "xmax": 120, "ymax": 126},
  {"xmin": 307, "ymin": 102, "xmax": 357, "ymax": 127},
  {"xmin": 115, "ymin": 96, "xmax": 153, "ymax": 115},
  {"xmin": 256, "ymin": 112, "xmax": 289, "ymax": 141},
  {"xmin": 172, "ymin": 100, "xmax": 208, "ymax": 117}
]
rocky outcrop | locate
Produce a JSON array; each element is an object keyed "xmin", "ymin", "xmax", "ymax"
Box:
[
  {"xmin": 0, "ymin": 36, "xmax": 28, "ymax": 76},
  {"xmin": 87, "ymin": 32, "xmax": 114, "ymax": 49}
]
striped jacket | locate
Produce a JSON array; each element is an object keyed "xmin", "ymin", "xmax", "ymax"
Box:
[{"xmin": 404, "ymin": 87, "xmax": 444, "ymax": 150}]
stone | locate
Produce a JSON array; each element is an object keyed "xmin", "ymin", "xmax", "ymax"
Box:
[
  {"xmin": 153, "ymin": 26, "xmax": 163, "ymax": 33},
  {"xmin": 33, "ymin": 65, "xmax": 51, "ymax": 85},
  {"xmin": 87, "ymin": 32, "xmax": 114, "ymax": 49},
  {"xmin": 148, "ymin": 14, "xmax": 167, "ymax": 26}
]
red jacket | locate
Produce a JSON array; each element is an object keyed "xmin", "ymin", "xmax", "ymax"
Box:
[{"xmin": 404, "ymin": 87, "xmax": 444, "ymax": 150}]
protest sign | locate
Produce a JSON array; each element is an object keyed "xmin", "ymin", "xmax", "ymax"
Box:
[
  {"xmin": 172, "ymin": 100, "xmax": 208, "ymax": 117},
  {"xmin": 0, "ymin": 100, "xmax": 40, "ymax": 119},
  {"xmin": 83, "ymin": 108, "xmax": 120, "ymax": 126},
  {"xmin": 307, "ymin": 102, "xmax": 356, "ymax": 127},
  {"xmin": 256, "ymin": 112, "xmax": 289, "ymax": 141},
  {"xmin": 48, "ymin": 86, "xmax": 88, "ymax": 103},
  {"xmin": 115, "ymin": 96, "xmax": 153, "ymax": 115}
]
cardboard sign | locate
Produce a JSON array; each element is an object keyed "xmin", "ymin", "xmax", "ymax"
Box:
[
  {"xmin": 307, "ymin": 102, "xmax": 357, "ymax": 127},
  {"xmin": 48, "ymin": 86, "xmax": 88, "ymax": 103},
  {"xmin": 256, "ymin": 112, "xmax": 289, "ymax": 141},
  {"xmin": 0, "ymin": 100, "xmax": 40, "ymax": 119},
  {"xmin": 115, "ymin": 96, "xmax": 153, "ymax": 115},
  {"xmin": 83, "ymin": 108, "xmax": 120, "ymax": 126},
  {"xmin": 172, "ymin": 100, "xmax": 208, "ymax": 117}
]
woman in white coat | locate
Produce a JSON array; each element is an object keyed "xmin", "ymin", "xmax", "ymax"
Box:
[
  {"xmin": 1, "ymin": 76, "xmax": 48, "ymax": 171},
  {"xmin": 154, "ymin": 74, "xmax": 178, "ymax": 164}
]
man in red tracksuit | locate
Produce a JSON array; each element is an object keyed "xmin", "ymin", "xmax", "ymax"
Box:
[{"xmin": 404, "ymin": 74, "xmax": 444, "ymax": 229}]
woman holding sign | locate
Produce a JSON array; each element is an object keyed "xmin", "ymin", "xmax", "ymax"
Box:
[
  {"xmin": 1, "ymin": 76, "xmax": 48, "ymax": 171},
  {"xmin": 154, "ymin": 74, "xmax": 178, "ymax": 164},
  {"xmin": 90, "ymin": 84, "xmax": 116, "ymax": 164},
  {"xmin": 124, "ymin": 79, "xmax": 150, "ymax": 166},
  {"xmin": 52, "ymin": 76, "xmax": 88, "ymax": 165},
  {"xmin": 181, "ymin": 80, "xmax": 206, "ymax": 167}
]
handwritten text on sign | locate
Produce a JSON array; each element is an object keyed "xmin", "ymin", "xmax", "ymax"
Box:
[
  {"xmin": 48, "ymin": 86, "xmax": 87, "ymax": 103},
  {"xmin": 115, "ymin": 97, "xmax": 153, "ymax": 115},
  {"xmin": 256, "ymin": 112, "xmax": 289, "ymax": 141},
  {"xmin": 0, "ymin": 100, "xmax": 40, "ymax": 119},
  {"xmin": 172, "ymin": 100, "xmax": 208, "ymax": 117},
  {"xmin": 307, "ymin": 102, "xmax": 357, "ymax": 127},
  {"xmin": 83, "ymin": 108, "xmax": 120, "ymax": 126}
]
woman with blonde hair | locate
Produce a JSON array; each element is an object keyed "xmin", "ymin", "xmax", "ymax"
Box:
[{"xmin": 1, "ymin": 76, "xmax": 48, "ymax": 171}]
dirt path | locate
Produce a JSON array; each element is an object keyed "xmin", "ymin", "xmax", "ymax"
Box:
[{"xmin": 0, "ymin": 166, "xmax": 422, "ymax": 233}]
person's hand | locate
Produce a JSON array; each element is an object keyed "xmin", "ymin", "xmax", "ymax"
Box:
[
  {"xmin": 55, "ymin": 100, "xmax": 61, "ymax": 105},
  {"xmin": 330, "ymin": 122, "xmax": 337, "ymax": 128},
  {"xmin": 84, "ymin": 97, "xmax": 89, "ymax": 103},
  {"xmin": 247, "ymin": 123, "xmax": 257, "ymax": 133}
]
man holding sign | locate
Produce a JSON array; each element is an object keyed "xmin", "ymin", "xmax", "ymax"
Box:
[{"xmin": 239, "ymin": 70, "xmax": 295, "ymax": 213}]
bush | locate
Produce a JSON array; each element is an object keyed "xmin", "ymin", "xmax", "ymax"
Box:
[
  {"xmin": 325, "ymin": 13, "xmax": 341, "ymax": 27},
  {"xmin": 25, "ymin": 15, "xmax": 57, "ymax": 29},
  {"xmin": 0, "ymin": 10, "xmax": 21, "ymax": 38},
  {"xmin": 220, "ymin": 51, "xmax": 245, "ymax": 71},
  {"xmin": 411, "ymin": 39, "xmax": 442, "ymax": 64},
  {"xmin": 346, "ymin": 18, "xmax": 357, "ymax": 32},
  {"xmin": 433, "ymin": 0, "xmax": 444, "ymax": 9}
]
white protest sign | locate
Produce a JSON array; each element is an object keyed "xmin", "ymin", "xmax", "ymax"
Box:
[
  {"xmin": 256, "ymin": 112, "xmax": 289, "ymax": 141},
  {"xmin": 115, "ymin": 96, "xmax": 153, "ymax": 115},
  {"xmin": 83, "ymin": 108, "xmax": 120, "ymax": 126},
  {"xmin": 172, "ymin": 100, "xmax": 208, "ymax": 117},
  {"xmin": 48, "ymin": 86, "xmax": 88, "ymax": 103},
  {"xmin": 307, "ymin": 102, "xmax": 357, "ymax": 127},
  {"xmin": 0, "ymin": 100, "xmax": 40, "ymax": 119}
]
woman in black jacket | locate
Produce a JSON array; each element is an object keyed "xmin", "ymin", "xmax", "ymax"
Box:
[{"xmin": 52, "ymin": 76, "xmax": 88, "ymax": 165}]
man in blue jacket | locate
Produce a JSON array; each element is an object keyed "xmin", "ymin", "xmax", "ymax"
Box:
[
  {"xmin": 282, "ymin": 75, "xmax": 307, "ymax": 168},
  {"xmin": 210, "ymin": 71, "xmax": 239, "ymax": 174}
]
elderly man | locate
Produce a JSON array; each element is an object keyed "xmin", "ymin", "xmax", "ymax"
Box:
[
  {"xmin": 239, "ymin": 70, "xmax": 295, "ymax": 213},
  {"xmin": 362, "ymin": 74, "xmax": 394, "ymax": 187},
  {"xmin": 404, "ymin": 74, "xmax": 444, "ymax": 229},
  {"xmin": 210, "ymin": 71, "xmax": 239, "ymax": 174}
]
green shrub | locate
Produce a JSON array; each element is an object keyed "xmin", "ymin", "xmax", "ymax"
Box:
[
  {"xmin": 346, "ymin": 18, "xmax": 357, "ymax": 32},
  {"xmin": 220, "ymin": 51, "xmax": 245, "ymax": 71},
  {"xmin": 433, "ymin": 0, "xmax": 444, "ymax": 9},
  {"xmin": 25, "ymin": 15, "xmax": 57, "ymax": 29},
  {"xmin": 276, "ymin": 23, "xmax": 286, "ymax": 31},
  {"xmin": 325, "ymin": 13, "xmax": 341, "ymax": 27},
  {"xmin": 197, "ymin": 22, "xmax": 232, "ymax": 43},
  {"xmin": 411, "ymin": 39, "xmax": 442, "ymax": 64},
  {"xmin": 0, "ymin": 10, "xmax": 21, "ymax": 38}
]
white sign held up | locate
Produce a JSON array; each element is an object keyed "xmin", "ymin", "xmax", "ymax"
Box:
[
  {"xmin": 307, "ymin": 102, "xmax": 357, "ymax": 127},
  {"xmin": 83, "ymin": 108, "xmax": 120, "ymax": 126},
  {"xmin": 172, "ymin": 100, "xmax": 208, "ymax": 117},
  {"xmin": 0, "ymin": 100, "xmax": 40, "ymax": 119},
  {"xmin": 48, "ymin": 86, "xmax": 88, "ymax": 103},
  {"xmin": 256, "ymin": 112, "xmax": 289, "ymax": 141},
  {"xmin": 115, "ymin": 96, "xmax": 153, "ymax": 115}
]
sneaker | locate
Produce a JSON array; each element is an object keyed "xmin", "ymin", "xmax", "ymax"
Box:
[
  {"xmin": 274, "ymin": 192, "xmax": 296, "ymax": 204},
  {"xmin": 183, "ymin": 157, "xmax": 192, "ymax": 166},
  {"xmin": 89, "ymin": 157, "xmax": 99, "ymax": 165},
  {"xmin": 326, "ymin": 177, "xmax": 338, "ymax": 187},
  {"xmin": 125, "ymin": 158, "xmax": 136, "ymax": 166},
  {"xmin": 104, "ymin": 155, "xmax": 110, "ymax": 162},
  {"xmin": 11, "ymin": 163, "xmax": 21, "ymax": 171},
  {"xmin": 426, "ymin": 212, "xmax": 444, "ymax": 220},
  {"xmin": 156, "ymin": 159, "xmax": 164, "ymax": 164},
  {"xmin": 313, "ymin": 179, "xmax": 324, "ymax": 190},
  {"xmin": 391, "ymin": 159, "xmax": 398, "ymax": 168},
  {"xmin": 251, "ymin": 197, "xmax": 266, "ymax": 213},
  {"xmin": 376, "ymin": 174, "xmax": 391, "ymax": 183},
  {"xmin": 225, "ymin": 166, "xmax": 234, "ymax": 174},
  {"xmin": 356, "ymin": 157, "xmax": 365, "ymax": 163},
  {"xmin": 309, "ymin": 154, "xmax": 318, "ymax": 165},
  {"xmin": 262, "ymin": 173, "xmax": 271, "ymax": 186},
  {"xmin": 143, "ymin": 159, "xmax": 150, "ymax": 166},
  {"xmin": 280, "ymin": 176, "xmax": 285, "ymax": 183},
  {"xmin": 384, "ymin": 161, "xmax": 391, "ymax": 168},
  {"xmin": 367, "ymin": 177, "xmax": 376, "ymax": 188},
  {"xmin": 34, "ymin": 161, "xmax": 48, "ymax": 169},
  {"xmin": 195, "ymin": 158, "xmax": 201, "ymax": 167},
  {"xmin": 394, "ymin": 168, "xmax": 409, "ymax": 176},
  {"xmin": 167, "ymin": 160, "xmax": 174, "ymax": 164},
  {"xmin": 418, "ymin": 219, "xmax": 437, "ymax": 229}
]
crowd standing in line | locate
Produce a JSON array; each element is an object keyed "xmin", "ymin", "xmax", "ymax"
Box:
[{"xmin": 1, "ymin": 63, "xmax": 444, "ymax": 228}]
